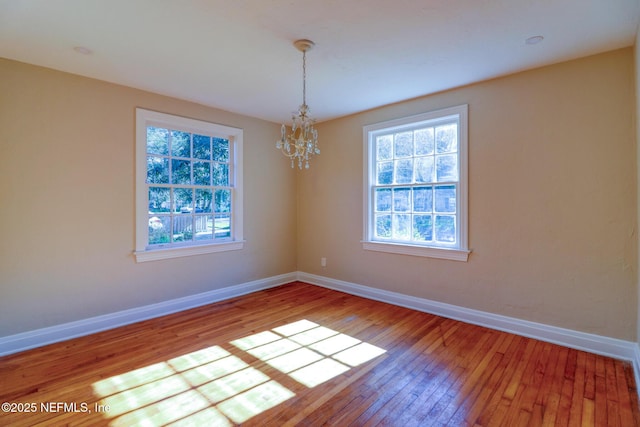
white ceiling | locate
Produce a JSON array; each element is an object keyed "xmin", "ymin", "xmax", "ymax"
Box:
[{"xmin": 1, "ymin": 1, "xmax": 638, "ymax": 124}]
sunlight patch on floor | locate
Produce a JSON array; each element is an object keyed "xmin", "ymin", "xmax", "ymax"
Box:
[
  {"xmin": 168, "ymin": 345, "xmax": 232, "ymax": 371},
  {"xmin": 308, "ymin": 333, "xmax": 361, "ymax": 356},
  {"xmin": 288, "ymin": 358, "xmax": 351, "ymax": 388},
  {"xmin": 109, "ymin": 389, "xmax": 211, "ymax": 427},
  {"xmin": 272, "ymin": 319, "xmax": 318, "ymax": 336},
  {"xmin": 288, "ymin": 326, "xmax": 339, "ymax": 345},
  {"xmin": 230, "ymin": 331, "xmax": 281, "ymax": 351},
  {"xmin": 92, "ymin": 319, "xmax": 386, "ymax": 425},
  {"xmin": 197, "ymin": 367, "xmax": 268, "ymax": 403},
  {"xmin": 92, "ymin": 362, "xmax": 177, "ymax": 397},
  {"xmin": 167, "ymin": 407, "xmax": 232, "ymax": 427},
  {"xmin": 180, "ymin": 355, "xmax": 249, "ymax": 387},
  {"xmin": 246, "ymin": 338, "xmax": 301, "ymax": 361},
  {"xmin": 232, "ymin": 319, "xmax": 387, "ymax": 387},
  {"xmin": 266, "ymin": 347, "xmax": 324, "ymax": 374},
  {"xmin": 216, "ymin": 380, "xmax": 295, "ymax": 423},
  {"xmin": 92, "ymin": 345, "xmax": 294, "ymax": 426},
  {"xmin": 334, "ymin": 342, "xmax": 388, "ymax": 367},
  {"xmin": 100, "ymin": 373, "xmax": 192, "ymax": 417}
]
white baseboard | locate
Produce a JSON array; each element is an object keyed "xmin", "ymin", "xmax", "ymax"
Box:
[
  {"xmin": 0, "ymin": 272, "xmax": 297, "ymax": 357},
  {"xmin": 634, "ymin": 343, "xmax": 640, "ymax": 393},
  {"xmin": 297, "ymin": 272, "xmax": 640, "ymax": 389},
  {"xmin": 2, "ymin": 271, "xmax": 639, "ymax": 392}
]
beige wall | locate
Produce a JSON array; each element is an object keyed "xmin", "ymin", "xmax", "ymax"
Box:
[
  {"xmin": 636, "ymin": 29, "xmax": 640, "ymax": 344},
  {"xmin": 1, "ymin": 48, "xmax": 637, "ymax": 343},
  {"xmin": 0, "ymin": 59, "xmax": 297, "ymax": 336},
  {"xmin": 299, "ymin": 48, "xmax": 637, "ymax": 340}
]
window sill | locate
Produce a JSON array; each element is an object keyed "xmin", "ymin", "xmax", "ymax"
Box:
[
  {"xmin": 362, "ymin": 241, "xmax": 470, "ymax": 262},
  {"xmin": 134, "ymin": 240, "xmax": 245, "ymax": 262}
]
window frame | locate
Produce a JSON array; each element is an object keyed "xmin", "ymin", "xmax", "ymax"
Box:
[
  {"xmin": 362, "ymin": 104, "xmax": 470, "ymax": 262},
  {"xmin": 134, "ymin": 108, "xmax": 244, "ymax": 262}
]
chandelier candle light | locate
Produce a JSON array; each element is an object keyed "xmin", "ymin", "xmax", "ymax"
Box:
[{"xmin": 276, "ymin": 39, "xmax": 320, "ymax": 169}]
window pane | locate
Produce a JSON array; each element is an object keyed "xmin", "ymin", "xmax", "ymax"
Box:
[
  {"xmin": 414, "ymin": 156, "xmax": 434, "ymax": 183},
  {"xmin": 415, "ymin": 128, "xmax": 434, "ymax": 155},
  {"xmin": 149, "ymin": 187, "xmax": 170, "ymax": 213},
  {"xmin": 213, "ymin": 138, "xmax": 229, "ymax": 162},
  {"xmin": 215, "ymin": 189, "xmax": 231, "ymax": 213},
  {"xmin": 435, "ymin": 215, "xmax": 456, "ymax": 243},
  {"xmin": 435, "ymin": 124, "xmax": 457, "ymax": 154},
  {"xmin": 213, "ymin": 163, "xmax": 229, "ymax": 186},
  {"xmin": 148, "ymin": 215, "xmax": 170, "ymax": 244},
  {"xmin": 413, "ymin": 186, "xmax": 432, "ymax": 212},
  {"xmin": 413, "ymin": 214, "xmax": 433, "ymax": 241},
  {"xmin": 436, "ymin": 154, "xmax": 458, "ymax": 182},
  {"xmin": 215, "ymin": 214, "xmax": 231, "ymax": 239},
  {"xmin": 171, "ymin": 130, "xmax": 191, "ymax": 158},
  {"xmin": 147, "ymin": 156, "xmax": 169, "ymax": 184},
  {"xmin": 394, "ymin": 131, "xmax": 413, "ymax": 158},
  {"xmin": 195, "ymin": 189, "xmax": 213, "ymax": 213},
  {"xmin": 364, "ymin": 105, "xmax": 466, "ymax": 254},
  {"xmin": 392, "ymin": 214, "xmax": 411, "ymax": 240},
  {"xmin": 393, "ymin": 188, "xmax": 411, "ymax": 212},
  {"xmin": 137, "ymin": 108, "xmax": 243, "ymax": 256},
  {"xmin": 193, "ymin": 134, "xmax": 211, "ymax": 160},
  {"xmin": 193, "ymin": 161, "xmax": 211, "ymax": 186},
  {"xmin": 147, "ymin": 127, "xmax": 169, "ymax": 155},
  {"xmin": 377, "ymin": 161, "xmax": 393, "ymax": 185},
  {"xmin": 194, "ymin": 215, "xmax": 213, "ymax": 241},
  {"xmin": 394, "ymin": 159, "xmax": 413, "ymax": 184},
  {"xmin": 375, "ymin": 214, "xmax": 391, "ymax": 238},
  {"xmin": 174, "ymin": 188, "xmax": 193, "ymax": 213},
  {"xmin": 435, "ymin": 185, "xmax": 456, "ymax": 213},
  {"xmin": 173, "ymin": 215, "xmax": 193, "ymax": 241},
  {"xmin": 376, "ymin": 135, "xmax": 393, "ymax": 160},
  {"xmin": 171, "ymin": 159, "xmax": 191, "ymax": 185},
  {"xmin": 375, "ymin": 188, "xmax": 392, "ymax": 212}
]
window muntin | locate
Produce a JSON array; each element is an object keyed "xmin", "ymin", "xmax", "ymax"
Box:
[
  {"xmin": 363, "ymin": 105, "xmax": 469, "ymax": 261},
  {"xmin": 146, "ymin": 131, "xmax": 231, "ymax": 246},
  {"xmin": 135, "ymin": 109, "xmax": 244, "ymax": 262}
]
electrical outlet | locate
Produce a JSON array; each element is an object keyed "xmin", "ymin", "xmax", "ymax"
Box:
[{"xmin": 321, "ymin": 257, "xmax": 327, "ymax": 267}]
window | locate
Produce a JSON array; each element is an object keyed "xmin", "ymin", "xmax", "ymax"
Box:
[
  {"xmin": 363, "ymin": 105, "xmax": 469, "ymax": 261},
  {"xmin": 135, "ymin": 108, "xmax": 244, "ymax": 262}
]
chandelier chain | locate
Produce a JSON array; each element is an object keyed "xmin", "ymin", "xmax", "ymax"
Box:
[{"xmin": 302, "ymin": 49, "xmax": 307, "ymax": 106}]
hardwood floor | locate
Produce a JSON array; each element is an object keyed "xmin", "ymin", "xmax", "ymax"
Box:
[{"xmin": 0, "ymin": 282, "xmax": 638, "ymax": 426}]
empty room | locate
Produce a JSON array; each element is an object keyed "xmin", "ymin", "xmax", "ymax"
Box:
[{"xmin": 1, "ymin": 1, "xmax": 640, "ymax": 425}]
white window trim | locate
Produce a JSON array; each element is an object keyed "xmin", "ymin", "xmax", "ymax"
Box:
[
  {"xmin": 362, "ymin": 105, "xmax": 470, "ymax": 262},
  {"xmin": 134, "ymin": 108, "xmax": 244, "ymax": 262}
]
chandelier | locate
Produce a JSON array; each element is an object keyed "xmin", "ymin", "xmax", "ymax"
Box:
[{"xmin": 276, "ymin": 39, "xmax": 320, "ymax": 169}]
